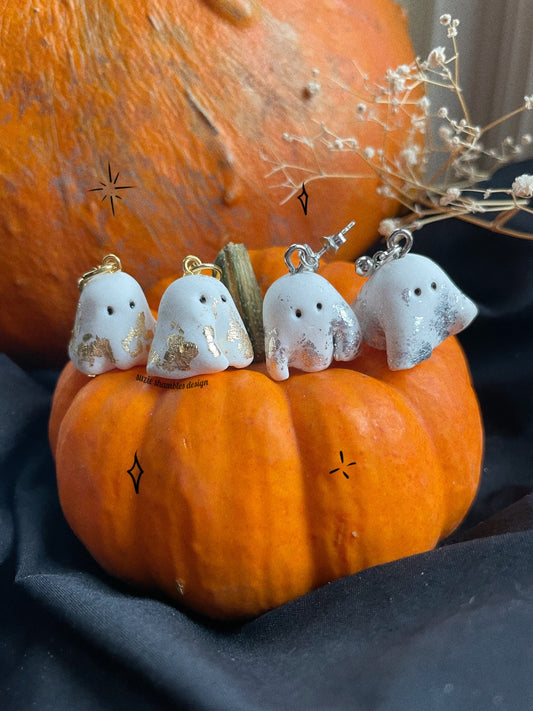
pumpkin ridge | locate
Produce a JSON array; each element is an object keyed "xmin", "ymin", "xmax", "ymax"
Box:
[
  {"xmin": 284, "ymin": 367, "xmax": 446, "ymax": 586},
  {"xmin": 135, "ymin": 382, "xmax": 205, "ymax": 604},
  {"xmin": 353, "ymin": 339, "xmax": 482, "ymax": 537}
]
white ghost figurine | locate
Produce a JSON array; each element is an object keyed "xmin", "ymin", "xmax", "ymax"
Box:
[
  {"xmin": 353, "ymin": 253, "xmax": 478, "ymax": 370},
  {"xmin": 147, "ymin": 264, "xmax": 253, "ymax": 379},
  {"xmin": 263, "ymin": 271, "xmax": 362, "ymax": 381},
  {"xmin": 69, "ymin": 255, "xmax": 156, "ymax": 376}
]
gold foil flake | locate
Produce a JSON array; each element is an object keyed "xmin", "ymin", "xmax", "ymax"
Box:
[
  {"xmin": 226, "ymin": 319, "xmax": 253, "ymax": 359},
  {"xmin": 149, "ymin": 332, "xmax": 199, "ymax": 371},
  {"xmin": 121, "ymin": 312, "xmax": 154, "ymax": 359},
  {"xmin": 265, "ymin": 329, "xmax": 281, "ymax": 360},
  {"xmin": 203, "ymin": 325, "xmax": 221, "ymax": 358},
  {"xmin": 75, "ymin": 334, "xmax": 116, "ymax": 366},
  {"xmin": 72, "ymin": 304, "xmax": 82, "ymax": 338}
]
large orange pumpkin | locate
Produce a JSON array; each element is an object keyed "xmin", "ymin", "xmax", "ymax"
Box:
[
  {"xmin": 0, "ymin": 0, "xmax": 419, "ymax": 367},
  {"xmin": 49, "ymin": 247, "xmax": 483, "ymax": 620}
]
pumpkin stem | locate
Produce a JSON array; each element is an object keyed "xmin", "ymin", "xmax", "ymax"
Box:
[{"xmin": 215, "ymin": 243, "xmax": 265, "ymax": 362}]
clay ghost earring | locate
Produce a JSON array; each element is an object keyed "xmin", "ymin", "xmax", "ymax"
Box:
[
  {"xmin": 147, "ymin": 255, "xmax": 253, "ymax": 379},
  {"xmin": 69, "ymin": 254, "xmax": 156, "ymax": 376},
  {"xmin": 263, "ymin": 222, "xmax": 362, "ymax": 381},
  {"xmin": 353, "ymin": 229, "xmax": 478, "ymax": 370}
]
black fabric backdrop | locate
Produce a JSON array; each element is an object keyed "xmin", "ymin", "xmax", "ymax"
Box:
[{"xmin": 1, "ymin": 161, "xmax": 533, "ymax": 711}]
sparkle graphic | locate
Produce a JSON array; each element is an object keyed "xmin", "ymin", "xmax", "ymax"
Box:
[
  {"xmin": 127, "ymin": 451, "xmax": 144, "ymax": 494},
  {"xmin": 329, "ymin": 451, "xmax": 356, "ymax": 479},
  {"xmin": 297, "ymin": 183, "xmax": 309, "ymax": 215},
  {"xmin": 88, "ymin": 161, "xmax": 135, "ymax": 216}
]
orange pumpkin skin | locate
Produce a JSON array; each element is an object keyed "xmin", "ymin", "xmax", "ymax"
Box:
[
  {"xmin": 0, "ymin": 0, "xmax": 419, "ymax": 367},
  {"xmin": 49, "ymin": 251, "xmax": 483, "ymax": 620}
]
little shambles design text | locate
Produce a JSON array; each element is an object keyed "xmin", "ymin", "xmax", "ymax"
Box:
[{"xmin": 136, "ymin": 373, "xmax": 208, "ymax": 390}]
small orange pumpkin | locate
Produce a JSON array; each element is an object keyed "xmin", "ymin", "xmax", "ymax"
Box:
[
  {"xmin": 49, "ymin": 247, "xmax": 483, "ymax": 620},
  {"xmin": 0, "ymin": 0, "xmax": 420, "ymax": 366}
]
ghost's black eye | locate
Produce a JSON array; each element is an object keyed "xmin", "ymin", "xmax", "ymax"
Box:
[
  {"xmin": 295, "ymin": 309, "xmax": 302, "ymax": 318},
  {"xmin": 431, "ymin": 282, "xmax": 437, "ymax": 290},
  {"xmin": 107, "ymin": 306, "xmax": 114, "ymax": 315},
  {"xmin": 129, "ymin": 300, "xmax": 135, "ymax": 309},
  {"xmin": 200, "ymin": 295, "xmax": 207, "ymax": 304},
  {"xmin": 316, "ymin": 302, "xmax": 323, "ymax": 310},
  {"xmin": 221, "ymin": 294, "xmax": 227, "ymax": 302},
  {"xmin": 414, "ymin": 288, "xmax": 422, "ymax": 296}
]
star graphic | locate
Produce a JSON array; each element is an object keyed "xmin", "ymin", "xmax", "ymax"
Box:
[
  {"xmin": 127, "ymin": 451, "xmax": 144, "ymax": 494},
  {"xmin": 88, "ymin": 161, "xmax": 135, "ymax": 216},
  {"xmin": 297, "ymin": 183, "xmax": 309, "ymax": 215},
  {"xmin": 329, "ymin": 451, "xmax": 356, "ymax": 479}
]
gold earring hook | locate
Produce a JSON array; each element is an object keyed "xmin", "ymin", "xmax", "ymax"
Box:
[{"xmin": 78, "ymin": 254, "xmax": 122, "ymax": 291}]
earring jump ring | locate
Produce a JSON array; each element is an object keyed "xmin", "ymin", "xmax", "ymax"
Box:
[
  {"xmin": 182, "ymin": 255, "xmax": 222, "ymax": 280},
  {"xmin": 386, "ymin": 228, "xmax": 413, "ymax": 258}
]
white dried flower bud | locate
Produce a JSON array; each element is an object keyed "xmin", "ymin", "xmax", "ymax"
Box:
[
  {"xmin": 521, "ymin": 134, "xmax": 532, "ymax": 145},
  {"xmin": 401, "ymin": 146, "xmax": 420, "ymax": 167},
  {"xmin": 397, "ymin": 64, "xmax": 411, "ymax": 76},
  {"xmin": 386, "ymin": 69, "xmax": 406, "ymax": 93},
  {"xmin": 437, "ymin": 106, "xmax": 449, "ymax": 119},
  {"xmin": 427, "ymin": 47, "xmax": 446, "ymax": 68},
  {"xmin": 417, "ymin": 96, "xmax": 430, "ymax": 111},
  {"xmin": 378, "ymin": 218, "xmax": 400, "ymax": 237},
  {"xmin": 447, "ymin": 25, "xmax": 458, "ymax": 38},
  {"xmin": 524, "ymin": 96, "xmax": 533, "ymax": 110},
  {"xmin": 440, "ymin": 187, "xmax": 462, "ymax": 205},
  {"xmin": 363, "ymin": 147, "xmax": 375, "ymax": 159},
  {"xmin": 356, "ymin": 103, "xmax": 366, "ymax": 115},
  {"xmin": 411, "ymin": 115, "xmax": 427, "ymax": 131},
  {"xmin": 512, "ymin": 174, "xmax": 533, "ymax": 198},
  {"xmin": 439, "ymin": 14, "xmax": 452, "ymax": 25}
]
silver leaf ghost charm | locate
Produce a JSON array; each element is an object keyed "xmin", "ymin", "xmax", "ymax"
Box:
[
  {"xmin": 263, "ymin": 271, "xmax": 362, "ymax": 381},
  {"xmin": 353, "ymin": 230, "xmax": 478, "ymax": 370},
  {"xmin": 147, "ymin": 257, "xmax": 253, "ymax": 379},
  {"xmin": 69, "ymin": 254, "xmax": 156, "ymax": 376},
  {"xmin": 263, "ymin": 223, "xmax": 361, "ymax": 381}
]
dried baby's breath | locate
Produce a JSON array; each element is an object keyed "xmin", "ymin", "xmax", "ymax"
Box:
[
  {"xmin": 264, "ymin": 15, "xmax": 533, "ymax": 240},
  {"xmin": 512, "ymin": 174, "xmax": 533, "ymax": 199}
]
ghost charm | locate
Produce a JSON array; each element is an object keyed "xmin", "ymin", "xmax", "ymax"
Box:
[
  {"xmin": 263, "ymin": 226, "xmax": 361, "ymax": 381},
  {"xmin": 69, "ymin": 254, "xmax": 156, "ymax": 376},
  {"xmin": 147, "ymin": 256, "xmax": 253, "ymax": 379},
  {"xmin": 353, "ymin": 229, "xmax": 478, "ymax": 370}
]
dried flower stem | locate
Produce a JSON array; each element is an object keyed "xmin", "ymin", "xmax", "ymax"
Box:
[{"xmin": 265, "ymin": 14, "xmax": 533, "ymax": 241}]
